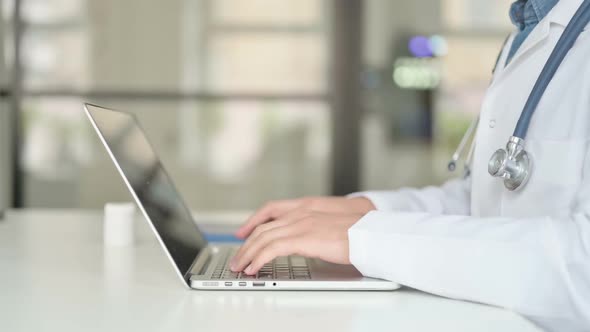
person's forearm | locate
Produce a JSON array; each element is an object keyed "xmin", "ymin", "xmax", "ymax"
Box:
[
  {"xmin": 349, "ymin": 177, "xmax": 471, "ymax": 215},
  {"xmin": 348, "ymin": 210, "xmax": 590, "ymax": 329}
]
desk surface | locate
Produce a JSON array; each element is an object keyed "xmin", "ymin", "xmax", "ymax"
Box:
[{"xmin": 0, "ymin": 209, "xmax": 541, "ymax": 332}]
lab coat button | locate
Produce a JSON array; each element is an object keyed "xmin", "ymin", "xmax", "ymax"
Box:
[{"xmin": 489, "ymin": 119, "xmax": 496, "ymax": 128}]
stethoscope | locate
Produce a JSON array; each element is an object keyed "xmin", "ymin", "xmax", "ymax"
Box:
[{"xmin": 448, "ymin": 0, "xmax": 590, "ymax": 191}]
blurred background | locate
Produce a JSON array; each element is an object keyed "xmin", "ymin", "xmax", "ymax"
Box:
[{"xmin": 0, "ymin": 0, "xmax": 513, "ymax": 212}]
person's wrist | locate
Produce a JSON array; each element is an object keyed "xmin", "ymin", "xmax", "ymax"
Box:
[{"xmin": 347, "ymin": 197, "xmax": 376, "ymax": 213}]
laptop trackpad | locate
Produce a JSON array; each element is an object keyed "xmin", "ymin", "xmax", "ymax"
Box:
[{"xmin": 308, "ymin": 259, "xmax": 365, "ymax": 280}]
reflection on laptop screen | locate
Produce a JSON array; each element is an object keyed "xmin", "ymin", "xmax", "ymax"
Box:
[{"xmin": 86, "ymin": 104, "xmax": 206, "ymax": 277}]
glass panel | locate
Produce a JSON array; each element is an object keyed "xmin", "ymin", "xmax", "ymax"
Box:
[
  {"xmin": 22, "ymin": 0, "xmax": 83, "ymax": 23},
  {"xmin": 21, "ymin": 28, "xmax": 88, "ymax": 89},
  {"xmin": 85, "ymin": 0, "xmax": 188, "ymax": 91},
  {"xmin": 207, "ymin": 34, "xmax": 326, "ymax": 93},
  {"xmin": 360, "ymin": 31, "xmax": 507, "ymax": 191},
  {"xmin": 17, "ymin": 0, "xmax": 331, "ymax": 210},
  {"xmin": 21, "ymin": 0, "xmax": 186, "ymax": 91},
  {"xmin": 19, "ymin": 0, "xmax": 87, "ymax": 89},
  {"xmin": 19, "ymin": 0, "xmax": 328, "ymax": 92},
  {"xmin": 211, "ymin": 0, "xmax": 322, "ymax": 26},
  {"xmin": 21, "ymin": 98, "xmax": 331, "ymax": 210},
  {"xmin": 442, "ymin": 0, "xmax": 513, "ymax": 30},
  {"xmin": 1, "ymin": 0, "xmax": 13, "ymax": 20}
]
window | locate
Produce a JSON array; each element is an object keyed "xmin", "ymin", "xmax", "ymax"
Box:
[
  {"xmin": 8, "ymin": 0, "xmax": 332, "ymax": 209},
  {"xmin": 359, "ymin": 0, "xmax": 514, "ymax": 190}
]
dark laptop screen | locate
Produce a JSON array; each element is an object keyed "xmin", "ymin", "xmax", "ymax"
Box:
[{"xmin": 86, "ymin": 104, "xmax": 207, "ymax": 278}]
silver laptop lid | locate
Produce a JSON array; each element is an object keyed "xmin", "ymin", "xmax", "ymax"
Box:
[{"xmin": 84, "ymin": 103, "xmax": 207, "ymax": 283}]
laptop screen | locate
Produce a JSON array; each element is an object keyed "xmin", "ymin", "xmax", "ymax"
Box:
[{"xmin": 85, "ymin": 104, "xmax": 207, "ymax": 279}]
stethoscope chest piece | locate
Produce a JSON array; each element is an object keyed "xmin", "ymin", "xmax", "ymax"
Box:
[
  {"xmin": 448, "ymin": 0, "xmax": 589, "ymax": 191},
  {"xmin": 488, "ymin": 136, "xmax": 531, "ymax": 191}
]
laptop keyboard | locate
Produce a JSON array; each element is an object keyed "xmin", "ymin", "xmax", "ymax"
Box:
[{"xmin": 210, "ymin": 248, "xmax": 311, "ymax": 280}]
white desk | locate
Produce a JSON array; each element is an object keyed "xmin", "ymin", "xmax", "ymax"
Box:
[{"xmin": 0, "ymin": 210, "xmax": 541, "ymax": 332}]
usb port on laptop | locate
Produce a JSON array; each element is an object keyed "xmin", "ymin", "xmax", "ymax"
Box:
[
  {"xmin": 224, "ymin": 282, "xmax": 232, "ymax": 286},
  {"xmin": 253, "ymin": 282, "xmax": 265, "ymax": 287},
  {"xmin": 238, "ymin": 282, "xmax": 247, "ymax": 286}
]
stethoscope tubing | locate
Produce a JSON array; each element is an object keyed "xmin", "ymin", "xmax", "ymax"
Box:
[
  {"xmin": 449, "ymin": 0, "xmax": 590, "ymax": 186},
  {"xmin": 449, "ymin": 115, "xmax": 479, "ymax": 171},
  {"xmin": 513, "ymin": 0, "xmax": 590, "ymax": 139}
]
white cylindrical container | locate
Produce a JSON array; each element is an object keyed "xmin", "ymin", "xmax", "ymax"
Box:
[{"xmin": 103, "ymin": 202, "xmax": 136, "ymax": 247}]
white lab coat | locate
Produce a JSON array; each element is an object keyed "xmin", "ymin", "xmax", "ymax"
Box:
[{"xmin": 348, "ymin": 0, "xmax": 590, "ymax": 330}]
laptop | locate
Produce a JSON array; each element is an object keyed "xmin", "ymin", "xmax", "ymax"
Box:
[{"xmin": 84, "ymin": 103, "xmax": 399, "ymax": 291}]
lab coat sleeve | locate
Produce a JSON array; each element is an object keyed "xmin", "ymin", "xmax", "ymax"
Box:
[
  {"xmin": 348, "ymin": 189, "xmax": 590, "ymax": 328},
  {"xmin": 348, "ymin": 176, "xmax": 471, "ymax": 215}
]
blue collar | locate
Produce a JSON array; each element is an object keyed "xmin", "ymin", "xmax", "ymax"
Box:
[{"xmin": 510, "ymin": 0, "xmax": 559, "ymax": 30}]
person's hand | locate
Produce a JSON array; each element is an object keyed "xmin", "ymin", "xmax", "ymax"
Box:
[
  {"xmin": 230, "ymin": 208, "xmax": 365, "ymax": 274},
  {"xmin": 234, "ymin": 196, "xmax": 374, "ymax": 239}
]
